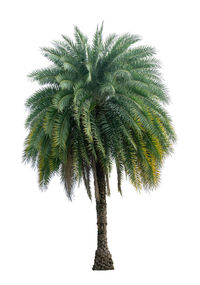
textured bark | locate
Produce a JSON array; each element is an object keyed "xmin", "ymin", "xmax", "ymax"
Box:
[{"xmin": 92, "ymin": 161, "xmax": 114, "ymax": 270}]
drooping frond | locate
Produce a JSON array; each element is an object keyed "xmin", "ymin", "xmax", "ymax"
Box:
[{"xmin": 60, "ymin": 149, "xmax": 77, "ymax": 200}]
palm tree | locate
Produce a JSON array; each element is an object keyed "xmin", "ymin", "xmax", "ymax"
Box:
[{"xmin": 23, "ymin": 23, "xmax": 176, "ymax": 270}]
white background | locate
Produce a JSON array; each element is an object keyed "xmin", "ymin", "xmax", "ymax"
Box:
[{"xmin": 0, "ymin": 0, "xmax": 200, "ymax": 284}]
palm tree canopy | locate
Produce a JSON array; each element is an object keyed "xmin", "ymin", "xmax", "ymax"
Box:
[{"xmin": 23, "ymin": 23, "xmax": 176, "ymax": 200}]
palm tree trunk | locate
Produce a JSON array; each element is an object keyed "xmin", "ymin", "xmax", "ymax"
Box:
[{"xmin": 92, "ymin": 161, "xmax": 114, "ymax": 270}]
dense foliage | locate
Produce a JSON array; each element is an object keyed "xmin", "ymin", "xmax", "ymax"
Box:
[{"xmin": 23, "ymin": 24, "xmax": 176, "ymax": 200}]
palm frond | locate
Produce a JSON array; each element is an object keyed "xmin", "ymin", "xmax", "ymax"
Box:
[{"xmin": 23, "ymin": 24, "xmax": 176, "ymax": 199}]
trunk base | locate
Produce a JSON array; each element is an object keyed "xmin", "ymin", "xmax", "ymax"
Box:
[{"xmin": 92, "ymin": 248, "xmax": 114, "ymax": 270}]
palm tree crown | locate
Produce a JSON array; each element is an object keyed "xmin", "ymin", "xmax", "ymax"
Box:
[{"xmin": 23, "ymin": 23, "xmax": 176, "ymax": 201}]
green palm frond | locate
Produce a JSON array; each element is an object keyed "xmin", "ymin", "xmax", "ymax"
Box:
[{"xmin": 23, "ymin": 23, "xmax": 176, "ymax": 200}]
